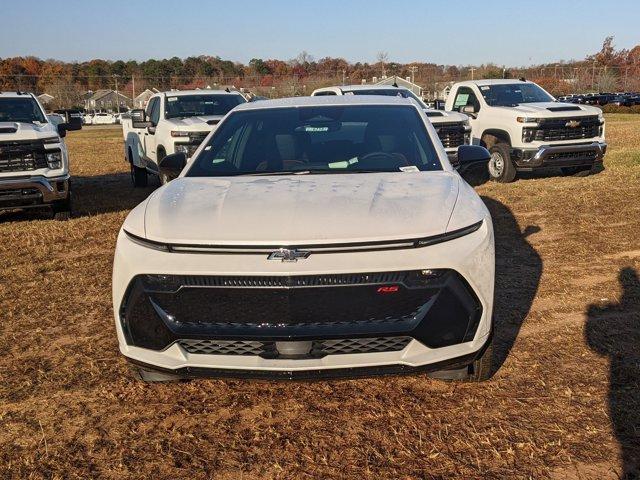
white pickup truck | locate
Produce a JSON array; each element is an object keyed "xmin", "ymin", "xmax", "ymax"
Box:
[
  {"xmin": 312, "ymin": 85, "xmax": 471, "ymax": 168},
  {"xmin": 0, "ymin": 92, "xmax": 81, "ymax": 219},
  {"xmin": 444, "ymin": 79, "xmax": 606, "ymax": 182},
  {"xmin": 122, "ymin": 89, "xmax": 246, "ymax": 186}
]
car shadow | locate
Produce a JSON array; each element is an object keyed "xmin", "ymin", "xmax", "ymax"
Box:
[
  {"xmin": 585, "ymin": 267, "xmax": 640, "ymax": 479},
  {"xmin": 481, "ymin": 196, "xmax": 543, "ymax": 375},
  {"xmin": 0, "ymin": 172, "xmax": 158, "ymax": 223}
]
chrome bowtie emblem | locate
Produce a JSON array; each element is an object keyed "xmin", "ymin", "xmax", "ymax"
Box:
[
  {"xmin": 268, "ymin": 248, "xmax": 311, "ymax": 262},
  {"xmin": 565, "ymin": 120, "xmax": 581, "ymax": 128}
]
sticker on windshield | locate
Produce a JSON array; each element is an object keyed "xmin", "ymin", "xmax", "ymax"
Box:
[
  {"xmin": 167, "ymin": 97, "xmax": 178, "ymax": 102},
  {"xmin": 480, "ymin": 86, "xmax": 490, "ymax": 91},
  {"xmin": 399, "ymin": 166, "xmax": 419, "ymax": 172}
]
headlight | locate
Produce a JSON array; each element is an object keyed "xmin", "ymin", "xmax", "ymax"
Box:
[
  {"xmin": 598, "ymin": 113, "xmax": 605, "ymax": 124},
  {"xmin": 170, "ymin": 131, "xmax": 190, "ymax": 137},
  {"xmin": 46, "ymin": 151, "xmax": 62, "ymax": 169},
  {"xmin": 516, "ymin": 117, "xmax": 541, "ymax": 124}
]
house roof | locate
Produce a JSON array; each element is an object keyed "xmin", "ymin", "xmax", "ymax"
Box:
[
  {"xmin": 89, "ymin": 89, "xmax": 131, "ymax": 101},
  {"xmin": 375, "ymin": 75, "xmax": 423, "ymax": 90}
]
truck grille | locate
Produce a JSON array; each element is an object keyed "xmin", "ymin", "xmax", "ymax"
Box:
[
  {"xmin": 525, "ymin": 116, "xmax": 600, "ymax": 142},
  {"xmin": 0, "ymin": 140, "xmax": 49, "ymax": 172},
  {"xmin": 434, "ymin": 122, "xmax": 467, "ymax": 148},
  {"xmin": 178, "ymin": 336, "xmax": 412, "ymax": 358}
]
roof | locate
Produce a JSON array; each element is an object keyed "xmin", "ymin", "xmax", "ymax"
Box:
[
  {"xmin": 157, "ymin": 89, "xmax": 244, "ymax": 97},
  {"xmin": 375, "ymin": 75, "xmax": 423, "ymax": 90},
  {"xmin": 455, "ymin": 79, "xmax": 533, "ymax": 87},
  {"xmin": 89, "ymin": 89, "xmax": 131, "ymax": 101},
  {"xmin": 233, "ymin": 95, "xmax": 415, "ymax": 111},
  {"xmin": 0, "ymin": 91, "xmax": 35, "ymax": 98}
]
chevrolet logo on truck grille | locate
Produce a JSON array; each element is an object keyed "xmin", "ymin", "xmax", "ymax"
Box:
[
  {"xmin": 565, "ymin": 120, "xmax": 582, "ymax": 128},
  {"xmin": 268, "ymin": 248, "xmax": 311, "ymax": 262}
]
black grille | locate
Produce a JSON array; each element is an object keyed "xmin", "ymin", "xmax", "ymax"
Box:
[
  {"xmin": 546, "ymin": 150, "xmax": 598, "ymax": 162},
  {"xmin": 121, "ymin": 270, "xmax": 483, "ymax": 351},
  {"xmin": 178, "ymin": 336, "xmax": 412, "ymax": 357},
  {"xmin": 524, "ymin": 116, "xmax": 600, "ymax": 142},
  {"xmin": 0, "ymin": 140, "xmax": 50, "ymax": 172},
  {"xmin": 435, "ymin": 122, "xmax": 466, "ymax": 148}
]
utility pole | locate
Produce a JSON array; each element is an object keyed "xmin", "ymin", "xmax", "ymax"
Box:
[
  {"xmin": 113, "ymin": 74, "xmax": 120, "ymax": 114},
  {"xmin": 132, "ymin": 75, "xmax": 136, "ymax": 103},
  {"xmin": 592, "ymin": 60, "xmax": 597, "ymax": 90},
  {"xmin": 342, "ymin": 69, "xmax": 346, "ymax": 85},
  {"xmin": 470, "ymin": 67, "xmax": 476, "ymax": 80},
  {"xmin": 409, "ymin": 66, "xmax": 418, "ymax": 84}
]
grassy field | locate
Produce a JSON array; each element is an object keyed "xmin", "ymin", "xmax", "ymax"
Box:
[{"xmin": 1, "ymin": 118, "xmax": 639, "ymax": 479}]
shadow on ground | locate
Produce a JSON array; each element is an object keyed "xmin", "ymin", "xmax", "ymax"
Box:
[
  {"xmin": 586, "ymin": 267, "xmax": 640, "ymax": 479},
  {"xmin": 0, "ymin": 171, "xmax": 157, "ymax": 223},
  {"xmin": 482, "ymin": 196, "xmax": 543, "ymax": 374}
]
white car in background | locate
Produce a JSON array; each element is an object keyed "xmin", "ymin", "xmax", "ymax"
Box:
[
  {"xmin": 311, "ymin": 85, "xmax": 471, "ymax": 167},
  {"xmin": 82, "ymin": 113, "xmax": 93, "ymax": 125},
  {"xmin": 112, "ymin": 95, "xmax": 495, "ymax": 382},
  {"xmin": 92, "ymin": 112, "xmax": 117, "ymax": 125}
]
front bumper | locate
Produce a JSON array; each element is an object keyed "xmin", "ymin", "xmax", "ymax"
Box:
[
  {"xmin": 0, "ymin": 174, "xmax": 69, "ymax": 210},
  {"xmin": 112, "ymin": 218, "xmax": 494, "ymax": 377},
  {"xmin": 512, "ymin": 141, "xmax": 607, "ymax": 170}
]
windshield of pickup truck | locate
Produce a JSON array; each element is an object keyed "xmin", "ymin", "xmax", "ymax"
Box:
[
  {"xmin": 479, "ymin": 83, "xmax": 555, "ymax": 106},
  {"xmin": 187, "ymin": 105, "xmax": 441, "ymax": 177},
  {"xmin": 165, "ymin": 94, "xmax": 245, "ymax": 119},
  {"xmin": 0, "ymin": 98, "xmax": 47, "ymax": 123}
]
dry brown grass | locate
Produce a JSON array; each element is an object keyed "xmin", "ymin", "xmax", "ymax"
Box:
[{"xmin": 1, "ymin": 119, "xmax": 639, "ymax": 479}]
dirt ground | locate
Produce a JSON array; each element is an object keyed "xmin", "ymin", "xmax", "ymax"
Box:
[{"xmin": 1, "ymin": 117, "xmax": 639, "ymax": 479}]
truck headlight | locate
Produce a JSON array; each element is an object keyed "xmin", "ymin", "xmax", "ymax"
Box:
[
  {"xmin": 516, "ymin": 117, "xmax": 541, "ymax": 124},
  {"xmin": 522, "ymin": 128, "xmax": 535, "ymax": 143},
  {"xmin": 46, "ymin": 151, "xmax": 62, "ymax": 169}
]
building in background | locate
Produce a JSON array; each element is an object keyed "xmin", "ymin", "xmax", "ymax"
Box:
[
  {"xmin": 134, "ymin": 88, "xmax": 157, "ymax": 109},
  {"xmin": 84, "ymin": 89, "xmax": 131, "ymax": 112},
  {"xmin": 37, "ymin": 93, "xmax": 54, "ymax": 106}
]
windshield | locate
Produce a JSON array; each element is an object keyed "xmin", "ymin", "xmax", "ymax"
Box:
[
  {"xmin": 479, "ymin": 83, "xmax": 554, "ymax": 106},
  {"xmin": 0, "ymin": 97, "xmax": 47, "ymax": 123},
  {"xmin": 165, "ymin": 94, "xmax": 245, "ymax": 119},
  {"xmin": 187, "ymin": 105, "xmax": 441, "ymax": 177},
  {"xmin": 347, "ymin": 88, "xmax": 427, "ymax": 108}
]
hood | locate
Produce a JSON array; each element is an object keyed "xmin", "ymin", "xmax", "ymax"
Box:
[
  {"xmin": 0, "ymin": 121, "xmax": 57, "ymax": 141},
  {"xmin": 165, "ymin": 115, "xmax": 224, "ymax": 132},
  {"xmin": 499, "ymin": 102, "xmax": 602, "ymax": 117},
  {"xmin": 424, "ymin": 109, "xmax": 469, "ymax": 125},
  {"xmin": 140, "ymin": 172, "xmax": 460, "ymax": 245}
]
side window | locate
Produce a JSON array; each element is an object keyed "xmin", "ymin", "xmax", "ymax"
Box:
[
  {"xmin": 452, "ymin": 87, "xmax": 480, "ymax": 112},
  {"xmin": 149, "ymin": 98, "xmax": 161, "ymax": 125},
  {"xmin": 145, "ymin": 97, "xmax": 156, "ymax": 118},
  {"xmin": 314, "ymin": 91, "xmax": 337, "ymax": 96}
]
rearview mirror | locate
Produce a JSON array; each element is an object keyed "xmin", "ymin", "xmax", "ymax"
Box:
[
  {"xmin": 159, "ymin": 152, "xmax": 187, "ymax": 183},
  {"xmin": 131, "ymin": 109, "xmax": 151, "ymax": 128},
  {"xmin": 456, "ymin": 145, "xmax": 490, "ymax": 186}
]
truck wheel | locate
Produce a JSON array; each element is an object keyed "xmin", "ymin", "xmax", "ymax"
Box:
[
  {"xmin": 131, "ymin": 163, "xmax": 148, "ymax": 188},
  {"xmin": 52, "ymin": 191, "xmax": 72, "ymax": 221},
  {"xmin": 561, "ymin": 166, "xmax": 592, "ymax": 177},
  {"xmin": 427, "ymin": 335, "xmax": 494, "ymax": 382},
  {"xmin": 488, "ymin": 143, "xmax": 517, "ymax": 183}
]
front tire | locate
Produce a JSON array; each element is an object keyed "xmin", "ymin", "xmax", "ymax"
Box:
[
  {"xmin": 131, "ymin": 163, "xmax": 148, "ymax": 188},
  {"xmin": 488, "ymin": 143, "xmax": 517, "ymax": 183},
  {"xmin": 428, "ymin": 335, "xmax": 494, "ymax": 382}
]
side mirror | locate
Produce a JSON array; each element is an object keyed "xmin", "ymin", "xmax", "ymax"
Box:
[
  {"xmin": 131, "ymin": 109, "xmax": 151, "ymax": 128},
  {"xmin": 159, "ymin": 152, "xmax": 187, "ymax": 183},
  {"xmin": 57, "ymin": 123, "xmax": 67, "ymax": 138},
  {"xmin": 456, "ymin": 145, "xmax": 490, "ymax": 186},
  {"xmin": 460, "ymin": 105, "xmax": 478, "ymax": 115}
]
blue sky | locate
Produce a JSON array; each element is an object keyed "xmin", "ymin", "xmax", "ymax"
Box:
[{"xmin": 1, "ymin": 0, "xmax": 638, "ymax": 65}]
